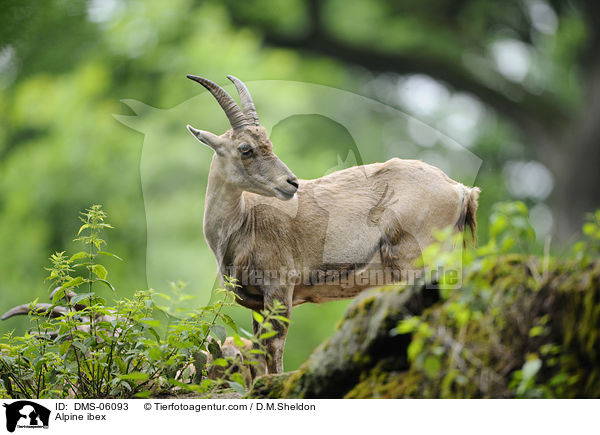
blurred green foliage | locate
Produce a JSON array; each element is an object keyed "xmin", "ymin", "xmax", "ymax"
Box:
[{"xmin": 0, "ymin": 0, "xmax": 593, "ymax": 370}]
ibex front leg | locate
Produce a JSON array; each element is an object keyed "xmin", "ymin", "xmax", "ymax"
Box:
[{"xmin": 259, "ymin": 285, "xmax": 293, "ymax": 374}]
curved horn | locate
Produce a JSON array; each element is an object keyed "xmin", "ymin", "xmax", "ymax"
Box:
[
  {"xmin": 227, "ymin": 75, "xmax": 259, "ymax": 125},
  {"xmin": 1, "ymin": 304, "xmax": 67, "ymax": 321},
  {"xmin": 186, "ymin": 74, "xmax": 248, "ymax": 130}
]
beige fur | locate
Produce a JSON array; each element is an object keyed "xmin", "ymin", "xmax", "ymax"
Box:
[{"xmin": 186, "ymin": 75, "xmax": 480, "ymax": 374}]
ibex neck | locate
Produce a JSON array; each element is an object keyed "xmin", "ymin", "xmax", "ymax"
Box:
[{"xmin": 203, "ymin": 158, "xmax": 246, "ymax": 259}]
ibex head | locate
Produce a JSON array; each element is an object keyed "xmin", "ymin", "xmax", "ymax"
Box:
[{"xmin": 186, "ymin": 75, "xmax": 299, "ymax": 200}]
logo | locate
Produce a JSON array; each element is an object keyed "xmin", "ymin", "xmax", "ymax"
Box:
[{"xmin": 2, "ymin": 401, "xmax": 50, "ymax": 432}]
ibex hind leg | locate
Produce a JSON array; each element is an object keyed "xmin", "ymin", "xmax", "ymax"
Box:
[{"xmin": 379, "ymin": 227, "xmax": 424, "ymax": 283}]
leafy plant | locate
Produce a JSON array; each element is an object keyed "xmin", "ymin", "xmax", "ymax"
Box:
[
  {"xmin": 573, "ymin": 209, "xmax": 600, "ymax": 264},
  {"xmin": 0, "ymin": 205, "xmax": 284, "ymax": 399}
]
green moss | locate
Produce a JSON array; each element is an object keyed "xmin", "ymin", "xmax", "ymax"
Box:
[
  {"xmin": 281, "ymin": 369, "xmax": 306, "ymax": 398},
  {"xmin": 344, "ymin": 295, "xmax": 377, "ymax": 320},
  {"xmin": 246, "ymin": 372, "xmax": 297, "ymax": 399},
  {"xmin": 351, "ymin": 352, "xmax": 371, "ymax": 365},
  {"xmin": 251, "ymin": 252, "xmax": 600, "ymax": 399},
  {"xmin": 344, "ymin": 363, "xmax": 419, "ymax": 398},
  {"xmin": 387, "ymin": 255, "xmax": 600, "ymax": 398}
]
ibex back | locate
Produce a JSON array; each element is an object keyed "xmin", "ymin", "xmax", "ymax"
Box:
[{"xmin": 186, "ymin": 75, "xmax": 480, "ymax": 374}]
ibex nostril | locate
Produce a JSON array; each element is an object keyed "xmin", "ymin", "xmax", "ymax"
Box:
[{"xmin": 287, "ymin": 178, "xmax": 299, "ymax": 189}]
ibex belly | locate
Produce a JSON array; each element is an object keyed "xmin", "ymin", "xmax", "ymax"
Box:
[{"xmin": 292, "ymin": 236, "xmax": 422, "ymax": 306}]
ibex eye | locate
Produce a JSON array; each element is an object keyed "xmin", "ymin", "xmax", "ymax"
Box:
[{"xmin": 238, "ymin": 143, "xmax": 253, "ymax": 157}]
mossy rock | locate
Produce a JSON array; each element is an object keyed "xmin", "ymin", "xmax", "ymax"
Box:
[
  {"xmin": 344, "ymin": 363, "xmax": 418, "ymax": 398},
  {"xmin": 253, "ymin": 254, "xmax": 600, "ymax": 398},
  {"xmin": 279, "ymin": 282, "xmax": 439, "ymax": 398},
  {"xmin": 246, "ymin": 372, "xmax": 296, "ymax": 399},
  {"xmin": 346, "ymin": 255, "xmax": 600, "ymax": 398}
]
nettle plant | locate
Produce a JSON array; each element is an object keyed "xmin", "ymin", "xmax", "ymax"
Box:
[{"xmin": 0, "ymin": 205, "xmax": 283, "ymax": 399}]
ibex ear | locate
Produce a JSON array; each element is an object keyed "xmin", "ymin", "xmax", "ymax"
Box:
[{"xmin": 186, "ymin": 125, "xmax": 225, "ymax": 155}]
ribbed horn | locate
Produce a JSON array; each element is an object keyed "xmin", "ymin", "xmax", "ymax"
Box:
[
  {"xmin": 227, "ymin": 75, "xmax": 259, "ymax": 125},
  {"xmin": 186, "ymin": 74, "xmax": 248, "ymax": 130},
  {"xmin": 1, "ymin": 303, "xmax": 67, "ymax": 321}
]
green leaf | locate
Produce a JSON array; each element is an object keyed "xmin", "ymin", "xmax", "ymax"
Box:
[
  {"xmin": 134, "ymin": 390, "xmax": 152, "ymax": 398},
  {"xmin": 490, "ymin": 215, "xmax": 508, "ymax": 239},
  {"xmin": 168, "ymin": 378, "xmax": 195, "ymax": 391},
  {"xmin": 115, "ymin": 357, "xmax": 127, "ymax": 373},
  {"xmin": 220, "ymin": 314, "xmax": 239, "ymax": 332},
  {"xmin": 96, "ymin": 279, "xmax": 116, "ymax": 292},
  {"xmin": 174, "ymin": 341, "xmax": 194, "ymax": 349},
  {"xmin": 230, "ymin": 372, "xmax": 245, "ymax": 387},
  {"xmin": 573, "ymin": 241, "xmax": 586, "ymax": 254},
  {"xmin": 147, "ymin": 327, "xmax": 161, "ymax": 343},
  {"xmin": 119, "ymin": 372, "xmax": 149, "ymax": 382},
  {"xmin": 252, "ymin": 312, "xmax": 264, "ymax": 323},
  {"xmin": 59, "ymin": 340, "xmax": 71, "ymax": 355},
  {"xmin": 396, "ymin": 316, "xmax": 420, "ymax": 334},
  {"xmin": 96, "ymin": 330, "xmax": 110, "ymax": 342},
  {"xmin": 140, "ymin": 318, "xmax": 161, "ymax": 328},
  {"xmin": 148, "ymin": 347, "xmax": 162, "ymax": 361},
  {"xmin": 228, "ymin": 380, "xmax": 245, "ymax": 395},
  {"xmin": 233, "ymin": 334, "xmax": 245, "ymax": 348},
  {"xmin": 407, "ymin": 338, "xmax": 423, "ymax": 362},
  {"xmin": 211, "ymin": 325, "xmax": 227, "ymax": 343},
  {"xmin": 259, "ymin": 331, "xmax": 278, "ymax": 340},
  {"xmin": 63, "ymin": 276, "xmax": 85, "ymax": 289},
  {"xmin": 549, "ymin": 373, "xmax": 568, "ymax": 386},
  {"xmin": 92, "ymin": 264, "xmax": 108, "ymax": 280},
  {"xmin": 583, "ymin": 222, "xmax": 595, "ymax": 236},
  {"xmin": 69, "ymin": 251, "xmax": 89, "ymax": 261},
  {"xmin": 71, "ymin": 292, "xmax": 95, "ymax": 305},
  {"xmin": 212, "ymin": 358, "xmax": 229, "ymax": 367},
  {"xmin": 529, "ymin": 326, "xmax": 544, "ymax": 337},
  {"xmin": 98, "ymin": 251, "xmax": 123, "ymax": 261},
  {"xmin": 77, "ymin": 223, "xmax": 91, "ymax": 236},
  {"xmin": 424, "ymin": 355, "xmax": 441, "ymax": 378},
  {"xmin": 501, "ymin": 236, "xmax": 515, "ymax": 252},
  {"xmin": 71, "ymin": 341, "xmax": 89, "ymax": 354},
  {"xmin": 52, "ymin": 287, "xmax": 66, "ymax": 304},
  {"xmin": 272, "ymin": 315, "xmax": 290, "ymax": 323}
]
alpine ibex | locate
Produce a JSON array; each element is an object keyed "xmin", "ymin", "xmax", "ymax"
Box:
[{"xmin": 186, "ymin": 74, "xmax": 480, "ymax": 374}]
